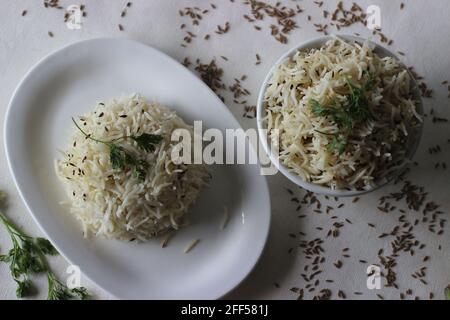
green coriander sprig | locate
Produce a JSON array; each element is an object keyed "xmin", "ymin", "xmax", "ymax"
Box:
[
  {"xmin": 310, "ymin": 72, "xmax": 375, "ymax": 154},
  {"xmin": 328, "ymin": 135, "xmax": 347, "ymax": 155},
  {"xmin": 0, "ymin": 191, "xmax": 89, "ymax": 300},
  {"xmin": 47, "ymin": 271, "xmax": 89, "ymax": 300},
  {"xmin": 72, "ymin": 117, "xmax": 162, "ymax": 180},
  {"xmin": 0, "ymin": 205, "xmax": 55, "ymax": 297},
  {"xmin": 313, "ymin": 129, "xmax": 347, "ymax": 154}
]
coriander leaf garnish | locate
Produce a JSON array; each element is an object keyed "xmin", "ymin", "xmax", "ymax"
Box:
[
  {"xmin": 34, "ymin": 237, "xmax": 59, "ymax": 256},
  {"xmin": 132, "ymin": 133, "xmax": 163, "ymax": 152},
  {"xmin": 0, "ymin": 191, "xmax": 90, "ymax": 300},
  {"xmin": 72, "ymin": 117, "xmax": 162, "ymax": 180},
  {"xmin": 133, "ymin": 160, "xmax": 149, "ymax": 180},
  {"xmin": 0, "ymin": 210, "xmax": 47, "ymax": 297},
  {"xmin": 310, "ymin": 99, "xmax": 329, "ymax": 117},
  {"xmin": 445, "ymin": 286, "xmax": 450, "ymax": 300},
  {"xmin": 109, "ymin": 145, "xmax": 128, "ymax": 170},
  {"xmin": 15, "ymin": 279, "xmax": 32, "ymax": 298},
  {"xmin": 328, "ymin": 135, "xmax": 347, "ymax": 154},
  {"xmin": 314, "ymin": 129, "xmax": 347, "ymax": 155},
  {"xmin": 343, "ymin": 75, "xmax": 373, "ymax": 124},
  {"xmin": 311, "ymin": 100, "xmax": 354, "ymax": 130},
  {"xmin": 310, "ymin": 72, "xmax": 375, "ymax": 154},
  {"xmin": 47, "ymin": 272, "xmax": 89, "ymax": 300}
]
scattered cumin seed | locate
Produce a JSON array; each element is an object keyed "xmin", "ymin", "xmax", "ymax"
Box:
[
  {"xmin": 255, "ymin": 53, "xmax": 261, "ymax": 65},
  {"xmin": 220, "ymin": 206, "xmax": 229, "ymax": 230},
  {"xmin": 161, "ymin": 232, "xmax": 173, "ymax": 248},
  {"xmin": 215, "ymin": 21, "xmax": 230, "ymax": 35},
  {"xmin": 184, "ymin": 239, "xmax": 200, "ymax": 253}
]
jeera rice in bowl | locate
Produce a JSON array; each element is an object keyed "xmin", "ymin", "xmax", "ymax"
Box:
[
  {"xmin": 263, "ymin": 37, "xmax": 423, "ymax": 191},
  {"xmin": 55, "ymin": 95, "xmax": 210, "ymax": 241}
]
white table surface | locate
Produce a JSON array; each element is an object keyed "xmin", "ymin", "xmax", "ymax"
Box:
[{"xmin": 1, "ymin": 0, "xmax": 449, "ymax": 300}]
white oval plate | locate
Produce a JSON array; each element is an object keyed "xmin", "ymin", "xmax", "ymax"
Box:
[{"xmin": 4, "ymin": 38, "xmax": 271, "ymax": 299}]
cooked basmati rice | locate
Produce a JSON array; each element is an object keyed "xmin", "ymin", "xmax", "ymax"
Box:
[
  {"xmin": 55, "ymin": 94, "xmax": 209, "ymax": 241},
  {"xmin": 263, "ymin": 37, "xmax": 423, "ymax": 190}
]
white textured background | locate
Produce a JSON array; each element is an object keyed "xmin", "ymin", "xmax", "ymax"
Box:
[{"xmin": 0, "ymin": 0, "xmax": 449, "ymax": 300}]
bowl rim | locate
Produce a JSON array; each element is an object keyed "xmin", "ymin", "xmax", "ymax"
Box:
[{"xmin": 256, "ymin": 34, "xmax": 424, "ymax": 197}]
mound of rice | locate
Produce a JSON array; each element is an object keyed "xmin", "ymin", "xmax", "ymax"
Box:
[
  {"xmin": 263, "ymin": 37, "xmax": 423, "ymax": 190},
  {"xmin": 55, "ymin": 94, "xmax": 209, "ymax": 241}
]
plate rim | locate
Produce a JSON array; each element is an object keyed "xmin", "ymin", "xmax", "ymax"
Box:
[{"xmin": 3, "ymin": 37, "xmax": 271, "ymax": 299}]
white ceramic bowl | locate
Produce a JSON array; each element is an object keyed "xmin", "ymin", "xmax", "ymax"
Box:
[{"xmin": 257, "ymin": 35, "xmax": 424, "ymax": 197}]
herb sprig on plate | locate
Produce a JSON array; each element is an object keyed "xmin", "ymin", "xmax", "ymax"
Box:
[
  {"xmin": 72, "ymin": 117, "xmax": 163, "ymax": 180},
  {"xmin": 0, "ymin": 191, "xmax": 89, "ymax": 300},
  {"xmin": 310, "ymin": 72, "xmax": 375, "ymax": 154},
  {"xmin": 445, "ymin": 286, "xmax": 450, "ymax": 300}
]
